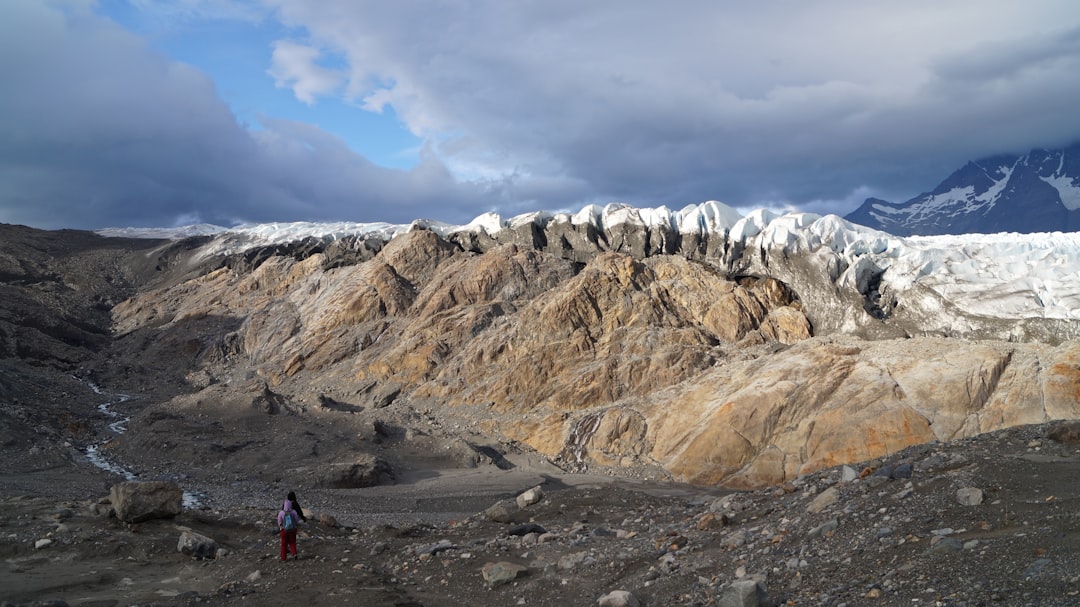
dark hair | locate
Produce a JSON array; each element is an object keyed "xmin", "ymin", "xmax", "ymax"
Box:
[{"xmin": 287, "ymin": 491, "xmax": 297, "ymax": 502}]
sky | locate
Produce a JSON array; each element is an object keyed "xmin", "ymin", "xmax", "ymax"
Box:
[{"xmin": 2, "ymin": 0, "xmax": 1080, "ymax": 230}]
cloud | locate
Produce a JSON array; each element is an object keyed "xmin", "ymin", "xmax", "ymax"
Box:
[
  {"xmin": 0, "ymin": 2, "xmax": 499, "ymax": 229},
  {"xmin": 268, "ymin": 40, "xmax": 346, "ymax": 105},
  {"xmin": 266, "ymin": 0, "xmax": 1080, "ymax": 213},
  {"xmin": 3, "ymin": 1, "xmax": 1080, "ymax": 230}
]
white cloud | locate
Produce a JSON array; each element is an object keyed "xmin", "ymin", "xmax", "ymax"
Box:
[
  {"xmin": 0, "ymin": 2, "xmax": 502, "ymax": 229},
  {"xmin": 267, "ymin": 40, "xmax": 346, "ymax": 105}
]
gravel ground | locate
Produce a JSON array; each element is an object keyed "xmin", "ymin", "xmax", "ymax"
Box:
[{"xmin": 4, "ymin": 421, "xmax": 1080, "ymax": 607}]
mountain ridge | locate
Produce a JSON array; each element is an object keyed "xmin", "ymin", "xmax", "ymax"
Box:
[{"xmin": 846, "ymin": 142, "xmax": 1080, "ymax": 235}]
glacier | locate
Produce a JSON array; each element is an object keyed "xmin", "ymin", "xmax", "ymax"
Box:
[{"xmin": 99, "ymin": 201, "xmax": 1080, "ymax": 341}]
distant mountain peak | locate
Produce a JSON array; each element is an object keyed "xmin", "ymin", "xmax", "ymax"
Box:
[{"xmin": 846, "ymin": 142, "xmax": 1080, "ymax": 235}]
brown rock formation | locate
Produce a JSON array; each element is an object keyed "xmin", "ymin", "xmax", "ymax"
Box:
[{"xmin": 103, "ymin": 226, "xmax": 1080, "ymax": 489}]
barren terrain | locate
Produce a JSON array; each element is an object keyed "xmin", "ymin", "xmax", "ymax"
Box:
[{"xmin": 3, "ymin": 223, "xmax": 1080, "ymax": 606}]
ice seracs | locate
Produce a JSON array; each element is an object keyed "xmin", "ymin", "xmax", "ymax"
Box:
[{"xmin": 98, "ymin": 200, "xmax": 1080, "ymax": 338}]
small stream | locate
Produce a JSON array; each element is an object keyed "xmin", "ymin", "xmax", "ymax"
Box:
[{"xmin": 80, "ymin": 378, "xmax": 204, "ymax": 508}]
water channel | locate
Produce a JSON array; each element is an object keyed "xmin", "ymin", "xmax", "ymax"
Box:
[{"xmin": 80, "ymin": 378, "xmax": 204, "ymax": 508}]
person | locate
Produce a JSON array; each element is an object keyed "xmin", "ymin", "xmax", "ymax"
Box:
[
  {"xmin": 277, "ymin": 491, "xmax": 303, "ymax": 561},
  {"xmin": 286, "ymin": 491, "xmax": 308, "ymax": 522}
]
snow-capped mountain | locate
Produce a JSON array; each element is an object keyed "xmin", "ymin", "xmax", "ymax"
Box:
[{"xmin": 846, "ymin": 142, "xmax": 1080, "ymax": 235}]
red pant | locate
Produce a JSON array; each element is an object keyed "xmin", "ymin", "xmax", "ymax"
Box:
[{"xmin": 279, "ymin": 529, "xmax": 297, "ymax": 560}]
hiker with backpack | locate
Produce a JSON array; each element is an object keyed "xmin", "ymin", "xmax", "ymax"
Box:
[{"xmin": 277, "ymin": 491, "xmax": 305, "ymax": 561}]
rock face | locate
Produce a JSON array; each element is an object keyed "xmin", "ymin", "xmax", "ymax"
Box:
[
  {"xmin": 109, "ymin": 481, "xmax": 183, "ymax": 523},
  {"xmin": 4, "ymin": 219, "xmax": 1078, "ymax": 493},
  {"xmin": 98, "ymin": 221, "xmax": 1080, "ymax": 489}
]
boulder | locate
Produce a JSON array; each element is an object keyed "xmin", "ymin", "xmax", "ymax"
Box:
[
  {"xmin": 516, "ymin": 485, "xmax": 545, "ymax": 509},
  {"xmin": 1047, "ymin": 420, "xmax": 1080, "ymax": 445},
  {"xmin": 178, "ymin": 530, "xmax": 218, "ymax": 559},
  {"xmin": 697, "ymin": 512, "xmax": 728, "ymax": 531},
  {"xmin": 314, "ymin": 457, "xmax": 394, "ymax": 488},
  {"xmin": 109, "ymin": 481, "xmax": 182, "ymax": 523},
  {"xmin": 806, "ymin": 487, "xmax": 840, "ymax": 514},
  {"xmin": 718, "ymin": 579, "xmax": 770, "ymax": 607},
  {"xmin": 598, "ymin": 590, "xmax": 640, "ymax": 607},
  {"xmin": 480, "ymin": 561, "xmax": 528, "ymax": 587},
  {"xmin": 956, "ymin": 487, "xmax": 985, "ymax": 506},
  {"xmin": 484, "ymin": 499, "xmax": 527, "ymax": 523}
]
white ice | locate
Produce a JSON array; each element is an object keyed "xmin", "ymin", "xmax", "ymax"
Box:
[{"xmin": 98, "ymin": 201, "xmax": 1080, "ymax": 322}]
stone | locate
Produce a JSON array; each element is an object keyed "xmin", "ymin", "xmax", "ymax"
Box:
[
  {"xmin": 1024, "ymin": 558, "xmax": 1053, "ymax": 579},
  {"xmin": 516, "ymin": 485, "xmax": 545, "ymax": 509},
  {"xmin": 697, "ymin": 512, "xmax": 728, "ymax": 530},
  {"xmin": 718, "ymin": 579, "xmax": 770, "ymax": 607},
  {"xmin": 34, "ymin": 538, "xmax": 53, "ymax": 550},
  {"xmin": 840, "ymin": 465, "xmax": 859, "ymax": 482},
  {"xmin": 891, "ymin": 462, "xmax": 914, "ymax": 479},
  {"xmin": 109, "ymin": 481, "xmax": 183, "ymax": 523},
  {"xmin": 807, "ymin": 519, "xmax": 839, "ymax": 539},
  {"xmin": 956, "ymin": 487, "xmax": 984, "ymax": 506},
  {"xmin": 558, "ymin": 551, "xmax": 589, "ymax": 570},
  {"xmin": 927, "ymin": 538, "xmax": 963, "ymax": 554},
  {"xmin": 508, "ymin": 523, "xmax": 547, "ymax": 536},
  {"xmin": 318, "ymin": 513, "xmax": 338, "ymax": 527},
  {"xmin": 416, "ymin": 539, "xmax": 455, "ymax": 555},
  {"xmin": 598, "ymin": 589, "xmax": 640, "ymax": 607},
  {"xmin": 484, "ymin": 499, "xmax": 528, "ymax": 523},
  {"xmin": 806, "ymin": 487, "xmax": 840, "ymax": 513},
  {"xmin": 178, "ymin": 530, "xmax": 218, "ymax": 559},
  {"xmin": 88, "ymin": 502, "xmax": 114, "ymax": 518},
  {"xmin": 864, "ymin": 475, "xmax": 890, "ymax": 489},
  {"xmin": 480, "ymin": 561, "xmax": 527, "ymax": 587},
  {"xmin": 1048, "ymin": 420, "xmax": 1080, "ymax": 445},
  {"xmin": 314, "ymin": 457, "xmax": 394, "ymax": 488}
]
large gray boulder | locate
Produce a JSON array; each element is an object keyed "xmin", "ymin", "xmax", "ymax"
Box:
[
  {"xmin": 718, "ymin": 579, "xmax": 770, "ymax": 607},
  {"xmin": 109, "ymin": 481, "xmax": 183, "ymax": 523}
]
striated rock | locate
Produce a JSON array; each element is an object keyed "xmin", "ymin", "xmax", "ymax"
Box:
[
  {"xmin": 105, "ymin": 224, "xmax": 1080, "ymax": 489},
  {"xmin": 639, "ymin": 337, "xmax": 1080, "ymax": 488},
  {"xmin": 109, "ymin": 481, "xmax": 183, "ymax": 523},
  {"xmin": 419, "ymin": 253, "xmax": 807, "ymax": 416}
]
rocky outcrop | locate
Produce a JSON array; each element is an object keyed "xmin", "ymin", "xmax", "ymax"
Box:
[
  {"xmin": 547, "ymin": 337, "xmax": 1080, "ymax": 488},
  {"xmin": 101, "ymin": 221, "xmax": 1080, "ymax": 488}
]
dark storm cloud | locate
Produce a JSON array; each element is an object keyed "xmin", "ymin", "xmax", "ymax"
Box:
[
  {"xmin": 0, "ymin": 2, "xmax": 496, "ymax": 229},
  {"xmin": 4, "ymin": 1, "xmax": 1080, "ymax": 230}
]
